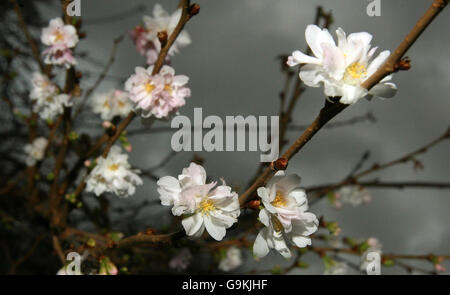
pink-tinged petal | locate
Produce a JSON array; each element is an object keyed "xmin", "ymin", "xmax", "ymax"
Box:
[
  {"xmin": 305, "ymin": 24, "xmax": 336, "ymax": 59},
  {"xmin": 369, "ymin": 82, "xmax": 397, "ymax": 99},
  {"xmin": 173, "ymin": 75, "xmax": 189, "ymax": 86},
  {"xmin": 287, "ymin": 50, "xmax": 321, "ymax": 67},
  {"xmin": 253, "ymin": 229, "xmax": 270, "ymax": 258},
  {"xmin": 160, "ymin": 65, "xmax": 175, "ymax": 76},
  {"xmin": 321, "ymin": 42, "xmax": 345, "ymax": 80}
]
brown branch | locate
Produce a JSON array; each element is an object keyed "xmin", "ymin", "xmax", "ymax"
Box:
[
  {"xmin": 74, "ymin": 35, "xmax": 124, "ymax": 119},
  {"xmin": 100, "ymin": 0, "xmax": 197, "ymax": 158},
  {"xmin": 238, "ymin": 0, "xmax": 448, "ymax": 206},
  {"xmin": 10, "ymin": 0, "xmax": 44, "ymax": 71}
]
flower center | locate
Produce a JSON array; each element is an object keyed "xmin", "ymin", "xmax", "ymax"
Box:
[
  {"xmin": 272, "ymin": 191, "xmax": 287, "ymax": 207},
  {"xmin": 118, "ymin": 100, "xmax": 125, "ymax": 108},
  {"xmin": 343, "ymin": 62, "xmax": 367, "ymax": 84},
  {"xmin": 108, "ymin": 163, "xmax": 119, "ymax": 171},
  {"xmin": 54, "ymin": 31, "xmax": 64, "ymax": 42},
  {"xmin": 164, "ymin": 84, "xmax": 173, "ymax": 94},
  {"xmin": 103, "ymin": 101, "xmax": 110, "ymax": 109},
  {"xmin": 199, "ymin": 199, "xmax": 215, "ymax": 215},
  {"xmin": 145, "ymin": 82, "xmax": 155, "ymax": 93}
]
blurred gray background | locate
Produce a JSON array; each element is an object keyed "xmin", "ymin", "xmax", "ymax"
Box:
[{"xmin": 39, "ymin": 0, "xmax": 449, "ymax": 274}]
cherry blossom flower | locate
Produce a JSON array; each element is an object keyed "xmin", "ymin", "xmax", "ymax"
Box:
[
  {"xmin": 125, "ymin": 65, "xmax": 190, "ymax": 118},
  {"xmin": 85, "ymin": 146, "xmax": 143, "ymax": 198},
  {"xmin": 218, "ymin": 246, "xmax": 242, "ymax": 272},
  {"xmin": 253, "ymin": 171, "xmax": 318, "ymax": 258},
  {"xmin": 29, "ymin": 72, "xmax": 72, "ymax": 121},
  {"xmin": 91, "ymin": 89, "xmax": 133, "ymax": 120},
  {"xmin": 41, "ymin": 17, "xmax": 78, "ymax": 68},
  {"xmin": 24, "ymin": 137, "xmax": 48, "ymax": 166},
  {"xmin": 131, "ymin": 4, "xmax": 191, "ymax": 64},
  {"xmin": 169, "ymin": 248, "xmax": 192, "ymax": 272},
  {"xmin": 157, "ymin": 163, "xmax": 240, "ymax": 241},
  {"xmin": 335, "ymin": 185, "xmax": 371, "ymax": 208},
  {"xmin": 287, "ymin": 25, "xmax": 397, "ymax": 104}
]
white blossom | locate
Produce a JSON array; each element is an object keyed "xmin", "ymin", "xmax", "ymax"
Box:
[
  {"xmin": 253, "ymin": 171, "xmax": 318, "ymax": 258},
  {"xmin": 335, "ymin": 185, "xmax": 371, "ymax": 208},
  {"xmin": 85, "ymin": 146, "xmax": 143, "ymax": 198},
  {"xmin": 157, "ymin": 163, "xmax": 240, "ymax": 241},
  {"xmin": 218, "ymin": 246, "xmax": 242, "ymax": 272},
  {"xmin": 125, "ymin": 65, "xmax": 190, "ymax": 118},
  {"xmin": 29, "ymin": 72, "xmax": 72, "ymax": 121},
  {"xmin": 132, "ymin": 4, "xmax": 191, "ymax": 64},
  {"xmin": 24, "ymin": 137, "xmax": 48, "ymax": 166},
  {"xmin": 91, "ymin": 89, "xmax": 133, "ymax": 120},
  {"xmin": 41, "ymin": 17, "xmax": 78, "ymax": 68},
  {"xmin": 287, "ymin": 25, "xmax": 397, "ymax": 104}
]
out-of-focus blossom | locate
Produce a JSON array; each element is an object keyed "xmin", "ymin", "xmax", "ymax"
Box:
[
  {"xmin": 41, "ymin": 17, "xmax": 78, "ymax": 68},
  {"xmin": 157, "ymin": 163, "xmax": 240, "ymax": 241},
  {"xmin": 99, "ymin": 256, "xmax": 118, "ymax": 275},
  {"xmin": 85, "ymin": 146, "xmax": 143, "ymax": 198},
  {"xmin": 24, "ymin": 137, "xmax": 48, "ymax": 166},
  {"xmin": 125, "ymin": 65, "xmax": 190, "ymax": 118},
  {"xmin": 131, "ymin": 4, "xmax": 191, "ymax": 64},
  {"xmin": 253, "ymin": 171, "xmax": 318, "ymax": 258},
  {"xmin": 287, "ymin": 25, "xmax": 397, "ymax": 104},
  {"xmin": 169, "ymin": 248, "xmax": 192, "ymax": 272},
  {"xmin": 218, "ymin": 246, "xmax": 242, "ymax": 272},
  {"xmin": 91, "ymin": 89, "xmax": 133, "ymax": 120},
  {"xmin": 29, "ymin": 72, "xmax": 72, "ymax": 121},
  {"xmin": 334, "ymin": 185, "xmax": 371, "ymax": 208}
]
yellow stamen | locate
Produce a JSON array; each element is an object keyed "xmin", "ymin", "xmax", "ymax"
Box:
[
  {"xmin": 344, "ymin": 62, "xmax": 367, "ymax": 84},
  {"xmin": 145, "ymin": 83, "xmax": 155, "ymax": 93},
  {"xmin": 118, "ymin": 101, "xmax": 125, "ymax": 108},
  {"xmin": 54, "ymin": 31, "xmax": 64, "ymax": 41},
  {"xmin": 272, "ymin": 191, "xmax": 287, "ymax": 207},
  {"xmin": 199, "ymin": 199, "xmax": 215, "ymax": 215},
  {"xmin": 108, "ymin": 163, "xmax": 119, "ymax": 171},
  {"xmin": 103, "ymin": 101, "xmax": 110, "ymax": 109},
  {"xmin": 164, "ymin": 84, "xmax": 173, "ymax": 94}
]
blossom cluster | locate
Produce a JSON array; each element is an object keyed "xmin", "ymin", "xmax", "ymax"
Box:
[
  {"xmin": 157, "ymin": 163, "xmax": 240, "ymax": 241},
  {"xmin": 85, "ymin": 146, "xmax": 143, "ymax": 198},
  {"xmin": 131, "ymin": 4, "xmax": 191, "ymax": 65},
  {"xmin": 30, "ymin": 72, "xmax": 72, "ymax": 121},
  {"xmin": 253, "ymin": 171, "xmax": 319, "ymax": 258},
  {"xmin": 41, "ymin": 18, "xmax": 79, "ymax": 68},
  {"xmin": 24, "ymin": 137, "xmax": 48, "ymax": 166},
  {"xmin": 91, "ymin": 89, "xmax": 133, "ymax": 121},
  {"xmin": 125, "ymin": 65, "xmax": 190, "ymax": 118}
]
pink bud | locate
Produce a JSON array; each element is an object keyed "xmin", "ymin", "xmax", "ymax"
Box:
[
  {"xmin": 125, "ymin": 145, "xmax": 132, "ymax": 152},
  {"xmin": 102, "ymin": 121, "xmax": 112, "ymax": 128},
  {"xmin": 84, "ymin": 160, "xmax": 91, "ymax": 167}
]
